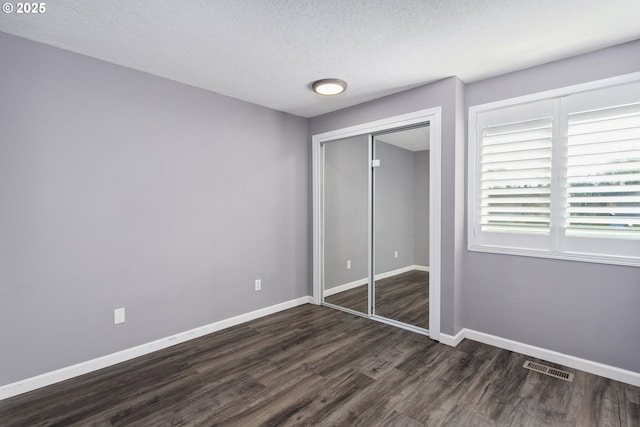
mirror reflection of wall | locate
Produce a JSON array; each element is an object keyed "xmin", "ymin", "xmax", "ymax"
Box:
[
  {"xmin": 374, "ymin": 126, "xmax": 430, "ymax": 274},
  {"xmin": 414, "ymin": 149, "xmax": 430, "ymax": 268},
  {"xmin": 322, "ymin": 135, "xmax": 369, "ymax": 314},
  {"xmin": 374, "ymin": 126, "xmax": 429, "ymax": 329}
]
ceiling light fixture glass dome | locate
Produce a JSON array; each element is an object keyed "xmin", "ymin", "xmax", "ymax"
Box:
[{"xmin": 312, "ymin": 78, "xmax": 347, "ymax": 95}]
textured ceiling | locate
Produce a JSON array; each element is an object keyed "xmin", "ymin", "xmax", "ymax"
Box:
[{"xmin": 1, "ymin": 0, "xmax": 639, "ymax": 118}]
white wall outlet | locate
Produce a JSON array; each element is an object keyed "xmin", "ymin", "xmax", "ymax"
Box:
[
  {"xmin": 346, "ymin": 260, "xmax": 351, "ymax": 269},
  {"xmin": 114, "ymin": 307, "xmax": 125, "ymax": 324},
  {"xmin": 255, "ymin": 279, "xmax": 262, "ymax": 291}
]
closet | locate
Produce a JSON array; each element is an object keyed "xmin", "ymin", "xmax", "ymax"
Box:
[{"xmin": 320, "ymin": 124, "xmax": 431, "ymax": 334}]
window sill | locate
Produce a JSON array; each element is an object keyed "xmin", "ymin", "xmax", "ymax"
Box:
[{"xmin": 467, "ymin": 244, "xmax": 640, "ymax": 268}]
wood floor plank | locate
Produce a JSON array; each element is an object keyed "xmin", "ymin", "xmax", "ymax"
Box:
[
  {"xmin": 394, "ymin": 344, "xmax": 497, "ymax": 424},
  {"xmin": 1, "ymin": 304, "xmax": 638, "ymax": 427},
  {"xmin": 325, "ymin": 270, "xmax": 429, "ymax": 329},
  {"xmin": 321, "ymin": 368, "xmax": 422, "ymax": 427},
  {"xmin": 276, "ymin": 369, "xmax": 375, "ymax": 426},
  {"xmin": 435, "ymin": 405, "xmax": 496, "ymax": 427},
  {"xmin": 378, "ymin": 410, "xmax": 425, "ymax": 427},
  {"xmin": 374, "ymin": 270, "xmax": 429, "ymax": 328},
  {"xmin": 206, "ymin": 371, "xmax": 328, "ymax": 426}
]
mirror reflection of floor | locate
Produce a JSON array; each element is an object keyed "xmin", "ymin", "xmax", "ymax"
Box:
[{"xmin": 324, "ymin": 270, "xmax": 428, "ymax": 329}]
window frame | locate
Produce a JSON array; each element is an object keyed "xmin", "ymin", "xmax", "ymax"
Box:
[{"xmin": 468, "ymin": 72, "xmax": 640, "ymax": 267}]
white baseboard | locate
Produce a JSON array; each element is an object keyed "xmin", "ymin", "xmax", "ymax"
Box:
[
  {"xmin": 438, "ymin": 328, "xmax": 640, "ymax": 387},
  {"xmin": 323, "ymin": 277, "xmax": 368, "ymax": 297},
  {"xmin": 439, "ymin": 328, "xmax": 465, "ymax": 347},
  {"xmin": 375, "ymin": 265, "xmax": 429, "ymax": 280},
  {"xmin": 324, "ymin": 265, "xmax": 429, "ymax": 297},
  {"xmin": 0, "ymin": 296, "xmax": 313, "ymax": 401}
]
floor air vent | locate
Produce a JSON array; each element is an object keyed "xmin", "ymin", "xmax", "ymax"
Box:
[{"xmin": 523, "ymin": 360, "xmax": 574, "ymax": 382}]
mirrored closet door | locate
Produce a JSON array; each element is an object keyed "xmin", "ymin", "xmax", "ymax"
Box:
[
  {"xmin": 372, "ymin": 126, "xmax": 430, "ymax": 330},
  {"xmin": 322, "ymin": 135, "xmax": 370, "ymax": 316},
  {"xmin": 321, "ymin": 124, "xmax": 430, "ymax": 334}
]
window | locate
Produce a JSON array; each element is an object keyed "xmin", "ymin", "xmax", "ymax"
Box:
[
  {"xmin": 565, "ymin": 100, "xmax": 640, "ymax": 239},
  {"xmin": 468, "ymin": 77, "xmax": 640, "ymax": 266}
]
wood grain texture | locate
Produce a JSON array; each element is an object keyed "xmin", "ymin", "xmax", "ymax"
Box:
[
  {"xmin": 324, "ymin": 269, "xmax": 429, "ymax": 329},
  {"xmin": 1, "ymin": 304, "xmax": 638, "ymax": 426}
]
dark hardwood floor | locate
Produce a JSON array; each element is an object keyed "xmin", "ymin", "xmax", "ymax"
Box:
[
  {"xmin": 324, "ymin": 270, "xmax": 429, "ymax": 329},
  {"xmin": 1, "ymin": 304, "xmax": 638, "ymax": 426}
]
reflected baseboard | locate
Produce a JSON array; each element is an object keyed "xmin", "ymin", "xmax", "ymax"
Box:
[
  {"xmin": 323, "ymin": 277, "xmax": 368, "ymax": 297},
  {"xmin": 324, "ymin": 265, "xmax": 429, "ymax": 297}
]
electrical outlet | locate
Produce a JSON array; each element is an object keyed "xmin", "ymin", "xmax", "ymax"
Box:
[
  {"xmin": 255, "ymin": 279, "xmax": 262, "ymax": 291},
  {"xmin": 114, "ymin": 307, "xmax": 125, "ymax": 324},
  {"xmin": 346, "ymin": 260, "xmax": 351, "ymax": 269},
  {"xmin": 394, "ymin": 250, "xmax": 398, "ymax": 258}
]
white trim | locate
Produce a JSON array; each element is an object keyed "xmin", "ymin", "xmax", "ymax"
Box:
[
  {"xmin": 368, "ymin": 133, "xmax": 374, "ymax": 318},
  {"xmin": 312, "ymin": 108, "xmax": 442, "ymax": 144},
  {"xmin": 375, "ymin": 265, "xmax": 429, "ymax": 280},
  {"xmin": 466, "ymin": 245, "xmax": 640, "ymax": 268},
  {"xmin": 428, "ymin": 113, "xmax": 442, "ymax": 341},
  {"xmin": 439, "ymin": 329, "xmax": 466, "ymax": 347},
  {"xmin": 324, "ymin": 265, "xmax": 430, "ymax": 297},
  {"xmin": 312, "ymin": 137, "xmax": 322, "ymax": 305},
  {"xmin": 0, "ymin": 296, "xmax": 312, "ymax": 401},
  {"xmin": 312, "ymin": 107, "xmax": 442, "ymax": 340},
  {"xmin": 438, "ymin": 328, "xmax": 640, "ymax": 387},
  {"xmin": 323, "ymin": 277, "xmax": 368, "ymax": 297}
]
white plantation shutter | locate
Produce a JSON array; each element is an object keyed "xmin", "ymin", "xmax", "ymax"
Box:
[
  {"xmin": 481, "ymin": 118, "xmax": 552, "ymax": 234},
  {"xmin": 566, "ymin": 103, "xmax": 640, "ymax": 238},
  {"xmin": 469, "ymin": 77, "xmax": 640, "ymax": 265}
]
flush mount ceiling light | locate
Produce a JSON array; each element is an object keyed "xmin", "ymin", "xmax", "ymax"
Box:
[{"xmin": 312, "ymin": 78, "xmax": 347, "ymax": 96}]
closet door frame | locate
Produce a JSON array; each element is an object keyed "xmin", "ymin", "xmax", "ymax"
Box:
[{"xmin": 312, "ymin": 107, "xmax": 442, "ymax": 340}]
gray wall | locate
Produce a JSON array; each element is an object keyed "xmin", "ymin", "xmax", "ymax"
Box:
[
  {"xmin": 323, "ymin": 136, "xmax": 369, "ymax": 288},
  {"xmin": 310, "ymin": 77, "xmax": 466, "ymax": 335},
  {"xmin": 464, "ymin": 39, "xmax": 640, "ymax": 373},
  {"xmin": 413, "ymin": 150, "xmax": 429, "ymax": 266},
  {"xmin": 0, "ymin": 32, "xmax": 309, "ymax": 386},
  {"xmin": 374, "ymin": 141, "xmax": 416, "ymax": 275}
]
